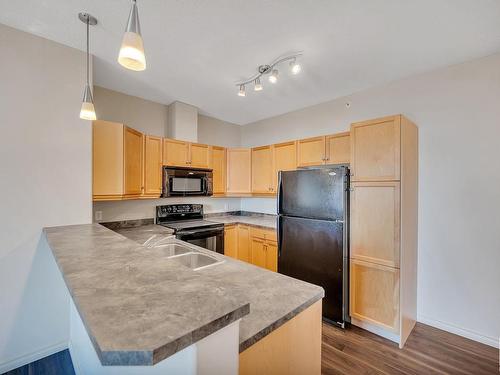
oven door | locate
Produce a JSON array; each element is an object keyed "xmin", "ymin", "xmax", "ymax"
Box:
[{"xmin": 176, "ymin": 227, "xmax": 224, "ymax": 254}]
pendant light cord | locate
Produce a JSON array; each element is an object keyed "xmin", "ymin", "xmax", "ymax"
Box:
[{"xmin": 86, "ymin": 17, "xmax": 90, "ymax": 86}]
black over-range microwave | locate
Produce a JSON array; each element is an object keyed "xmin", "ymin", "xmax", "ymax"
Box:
[{"xmin": 162, "ymin": 167, "xmax": 213, "ymax": 197}]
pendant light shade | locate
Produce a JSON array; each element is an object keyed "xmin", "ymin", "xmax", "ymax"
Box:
[
  {"xmin": 78, "ymin": 13, "xmax": 97, "ymax": 121},
  {"xmin": 80, "ymin": 84, "xmax": 96, "ymax": 120},
  {"xmin": 118, "ymin": 0, "xmax": 146, "ymax": 71}
]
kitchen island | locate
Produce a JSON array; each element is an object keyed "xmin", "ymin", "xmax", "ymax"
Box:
[{"xmin": 44, "ymin": 223, "xmax": 323, "ymax": 374}]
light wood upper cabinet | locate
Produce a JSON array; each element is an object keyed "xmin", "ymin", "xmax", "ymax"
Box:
[
  {"xmin": 190, "ymin": 143, "xmax": 210, "ymax": 168},
  {"xmin": 350, "ymin": 182, "xmax": 400, "ymax": 268},
  {"xmin": 143, "ymin": 135, "xmax": 163, "ymax": 197},
  {"xmin": 93, "ymin": 120, "xmax": 124, "ymax": 200},
  {"xmin": 123, "ymin": 126, "xmax": 144, "ymax": 197},
  {"xmin": 226, "ymin": 148, "xmax": 251, "ymax": 194},
  {"xmin": 297, "ymin": 136, "xmax": 326, "ymax": 167},
  {"xmin": 237, "ymin": 225, "xmax": 251, "ymax": 263},
  {"xmin": 351, "ymin": 116, "xmax": 401, "ymax": 181},
  {"xmin": 210, "ymin": 146, "xmax": 226, "ymax": 195},
  {"xmin": 326, "ymin": 132, "xmax": 350, "ymax": 165},
  {"xmin": 350, "ymin": 259, "xmax": 400, "ymax": 333},
  {"xmin": 224, "ymin": 225, "xmax": 238, "ymax": 259},
  {"xmin": 252, "ymin": 145, "xmax": 274, "ymax": 194},
  {"xmin": 273, "ymin": 141, "xmax": 297, "ymax": 191},
  {"xmin": 163, "ymin": 138, "xmax": 189, "ymax": 167}
]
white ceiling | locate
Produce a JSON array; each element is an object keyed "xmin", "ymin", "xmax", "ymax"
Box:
[{"xmin": 2, "ymin": 0, "xmax": 500, "ymax": 124}]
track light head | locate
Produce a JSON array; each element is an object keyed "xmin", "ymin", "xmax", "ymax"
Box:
[
  {"xmin": 269, "ymin": 69, "xmax": 279, "ymax": 84},
  {"xmin": 254, "ymin": 78, "xmax": 263, "ymax": 91},
  {"xmin": 290, "ymin": 59, "xmax": 301, "ymax": 74},
  {"xmin": 238, "ymin": 84, "xmax": 246, "ymax": 97}
]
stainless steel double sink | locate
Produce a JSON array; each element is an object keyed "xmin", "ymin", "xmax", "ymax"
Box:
[{"xmin": 153, "ymin": 242, "xmax": 224, "ymax": 271}]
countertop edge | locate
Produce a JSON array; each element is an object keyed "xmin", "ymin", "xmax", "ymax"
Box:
[{"xmin": 238, "ymin": 291, "xmax": 324, "ymax": 353}]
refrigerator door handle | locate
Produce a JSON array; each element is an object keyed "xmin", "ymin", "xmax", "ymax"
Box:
[
  {"xmin": 277, "ymin": 171, "xmax": 283, "ymax": 214},
  {"xmin": 277, "ymin": 215, "xmax": 283, "ymax": 258}
]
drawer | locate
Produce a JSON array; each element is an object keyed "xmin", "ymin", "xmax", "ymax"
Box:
[{"xmin": 250, "ymin": 226, "xmax": 277, "ymax": 242}]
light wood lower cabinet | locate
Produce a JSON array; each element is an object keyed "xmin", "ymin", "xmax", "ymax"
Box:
[
  {"xmin": 237, "ymin": 225, "xmax": 251, "ymax": 262},
  {"xmin": 224, "ymin": 225, "xmax": 238, "ymax": 259},
  {"xmin": 210, "ymin": 146, "xmax": 226, "ymax": 195},
  {"xmin": 226, "ymin": 148, "xmax": 252, "ymax": 194},
  {"xmin": 223, "ymin": 224, "xmax": 277, "ymax": 271},
  {"xmin": 143, "ymin": 135, "xmax": 163, "ymax": 197},
  {"xmin": 239, "ymin": 300, "xmax": 322, "ymax": 375},
  {"xmin": 350, "ymin": 259, "xmax": 400, "ymax": 333}
]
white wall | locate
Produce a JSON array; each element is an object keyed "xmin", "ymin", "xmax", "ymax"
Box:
[
  {"xmin": 0, "ymin": 24, "xmax": 92, "ymax": 371},
  {"xmin": 198, "ymin": 114, "xmax": 241, "ymax": 148},
  {"xmin": 93, "ymin": 86, "xmax": 168, "ymax": 136},
  {"xmin": 241, "ymin": 53, "xmax": 500, "ymax": 347}
]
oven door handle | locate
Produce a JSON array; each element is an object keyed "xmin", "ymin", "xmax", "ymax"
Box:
[{"xmin": 177, "ymin": 228, "xmax": 223, "ymax": 237}]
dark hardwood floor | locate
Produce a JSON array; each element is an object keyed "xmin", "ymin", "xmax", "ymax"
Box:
[
  {"xmin": 3, "ymin": 350, "xmax": 75, "ymax": 375},
  {"xmin": 322, "ymin": 322, "xmax": 499, "ymax": 375}
]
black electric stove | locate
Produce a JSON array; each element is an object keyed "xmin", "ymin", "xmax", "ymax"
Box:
[{"xmin": 156, "ymin": 204, "xmax": 224, "ymax": 254}]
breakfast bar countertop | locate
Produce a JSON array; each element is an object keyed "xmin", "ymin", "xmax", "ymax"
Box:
[{"xmin": 43, "ymin": 223, "xmax": 323, "ymax": 366}]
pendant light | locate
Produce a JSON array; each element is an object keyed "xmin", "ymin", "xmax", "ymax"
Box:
[
  {"xmin": 118, "ymin": 0, "xmax": 146, "ymax": 71},
  {"xmin": 78, "ymin": 13, "xmax": 97, "ymax": 121}
]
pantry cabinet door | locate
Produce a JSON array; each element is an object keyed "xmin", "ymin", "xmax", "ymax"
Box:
[
  {"xmin": 350, "ymin": 259, "xmax": 400, "ymax": 333},
  {"xmin": 123, "ymin": 126, "xmax": 144, "ymax": 196},
  {"xmin": 226, "ymin": 148, "xmax": 251, "ymax": 194},
  {"xmin": 210, "ymin": 146, "xmax": 226, "ymax": 195},
  {"xmin": 350, "ymin": 181, "xmax": 400, "ymax": 268},
  {"xmin": 351, "ymin": 116, "xmax": 401, "ymax": 181},
  {"xmin": 297, "ymin": 136, "xmax": 325, "ymax": 167},
  {"xmin": 190, "ymin": 143, "xmax": 210, "ymax": 168},
  {"xmin": 143, "ymin": 135, "xmax": 163, "ymax": 197},
  {"xmin": 163, "ymin": 138, "xmax": 189, "ymax": 167},
  {"xmin": 224, "ymin": 225, "xmax": 238, "ymax": 259},
  {"xmin": 237, "ymin": 225, "xmax": 251, "ymax": 263},
  {"xmin": 252, "ymin": 145, "xmax": 274, "ymax": 194},
  {"xmin": 273, "ymin": 141, "xmax": 297, "ymax": 192},
  {"xmin": 325, "ymin": 132, "xmax": 350, "ymax": 165}
]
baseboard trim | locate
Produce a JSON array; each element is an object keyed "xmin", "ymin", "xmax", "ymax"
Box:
[
  {"xmin": 417, "ymin": 314, "xmax": 499, "ymax": 349},
  {"xmin": 0, "ymin": 341, "xmax": 68, "ymax": 374},
  {"xmin": 351, "ymin": 317, "xmax": 400, "ymax": 344}
]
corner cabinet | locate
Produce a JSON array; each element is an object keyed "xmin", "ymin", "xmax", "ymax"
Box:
[
  {"xmin": 349, "ymin": 115, "xmax": 418, "ymax": 348},
  {"xmin": 226, "ymin": 148, "xmax": 252, "ymax": 194}
]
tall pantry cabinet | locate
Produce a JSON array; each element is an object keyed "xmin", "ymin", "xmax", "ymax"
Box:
[{"xmin": 349, "ymin": 115, "xmax": 418, "ymax": 348}]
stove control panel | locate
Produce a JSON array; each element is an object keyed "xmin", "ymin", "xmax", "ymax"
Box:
[{"xmin": 156, "ymin": 204, "xmax": 204, "ymax": 221}]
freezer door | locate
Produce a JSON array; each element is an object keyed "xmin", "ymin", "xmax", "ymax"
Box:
[
  {"xmin": 278, "ymin": 215, "xmax": 345, "ymax": 324},
  {"xmin": 278, "ymin": 167, "xmax": 346, "ymax": 220}
]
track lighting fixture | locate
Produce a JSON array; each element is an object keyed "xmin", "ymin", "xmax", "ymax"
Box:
[
  {"xmin": 269, "ymin": 69, "xmax": 279, "ymax": 84},
  {"xmin": 238, "ymin": 84, "xmax": 246, "ymax": 97},
  {"xmin": 118, "ymin": 0, "xmax": 146, "ymax": 71},
  {"xmin": 235, "ymin": 52, "xmax": 302, "ymax": 96},
  {"xmin": 78, "ymin": 13, "xmax": 97, "ymax": 121}
]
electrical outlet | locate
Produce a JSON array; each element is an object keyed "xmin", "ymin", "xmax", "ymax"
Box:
[{"xmin": 95, "ymin": 210, "xmax": 103, "ymax": 222}]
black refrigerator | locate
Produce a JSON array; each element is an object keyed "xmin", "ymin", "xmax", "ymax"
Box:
[{"xmin": 277, "ymin": 166, "xmax": 350, "ymax": 327}]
